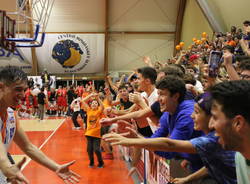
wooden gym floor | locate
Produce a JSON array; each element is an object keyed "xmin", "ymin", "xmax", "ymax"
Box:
[{"xmin": 9, "ymin": 117, "xmax": 134, "ymax": 184}]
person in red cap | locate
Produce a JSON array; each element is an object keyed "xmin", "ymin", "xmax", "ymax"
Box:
[{"xmin": 189, "ymin": 54, "xmax": 198, "ymax": 63}]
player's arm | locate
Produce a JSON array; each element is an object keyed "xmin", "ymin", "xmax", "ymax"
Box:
[
  {"xmin": 13, "ymin": 115, "xmax": 80, "ymax": 183},
  {"xmin": 13, "ymin": 117, "xmax": 60, "ymax": 171}
]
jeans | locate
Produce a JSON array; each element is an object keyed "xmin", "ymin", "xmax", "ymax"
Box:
[
  {"xmin": 71, "ymin": 111, "xmax": 81, "ymax": 128},
  {"xmin": 86, "ymin": 136, "xmax": 103, "ymax": 164}
]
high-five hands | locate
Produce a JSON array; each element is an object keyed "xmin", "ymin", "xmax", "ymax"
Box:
[{"xmin": 56, "ymin": 160, "xmax": 81, "ymax": 184}]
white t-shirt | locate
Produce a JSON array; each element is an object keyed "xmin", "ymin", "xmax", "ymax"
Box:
[
  {"xmin": 141, "ymin": 88, "xmax": 158, "ymax": 132},
  {"xmin": 195, "ymin": 80, "xmax": 204, "ymax": 93},
  {"xmin": 32, "ymin": 87, "xmax": 40, "ymax": 96},
  {"xmin": 141, "ymin": 88, "xmax": 158, "ymax": 106},
  {"xmin": 235, "ymin": 152, "xmax": 250, "ymax": 184},
  {"xmin": 71, "ymin": 98, "xmax": 81, "ymax": 112}
]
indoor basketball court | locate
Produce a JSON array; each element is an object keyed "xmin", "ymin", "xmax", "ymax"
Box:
[
  {"xmin": 1, "ymin": 0, "xmax": 250, "ymax": 184},
  {"xmin": 9, "ymin": 117, "xmax": 134, "ymax": 184}
]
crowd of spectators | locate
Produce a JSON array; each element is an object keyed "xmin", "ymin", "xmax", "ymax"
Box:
[{"xmin": 12, "ymin": 20, "xmax": 250, "ymax": 183}]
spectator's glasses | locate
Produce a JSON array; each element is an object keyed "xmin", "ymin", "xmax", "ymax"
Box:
[{"xmin": 240, "ymin": 74, "xmax": 250, "ymax": 80}]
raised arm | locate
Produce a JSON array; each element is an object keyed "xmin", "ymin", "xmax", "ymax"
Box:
[
  {"xmin": 96, "ymin": 94, "xmax": 104, "ymax": 112},
  {"xmin": 127, "ymin": 71, "xmax": 136, "ymax": 83},
  {"xmin": 143, "ymin": 56, "xmax": 154, "ymax": 67},
  {"xmin": 106, "ymin": 75, "xmax": 118, "ymax": 93},
  {"xmin": 81, "ymin": 93, "xmax": 96, "ymax": 110},
  {"xmin": 223, "ymin": 52, "xmax": 240, "ymax": 80},
  {"xmin": 240, "ymin": 38, "xmax": 250, "ymax": 56},
  {"xmin": 118, "ymin": 74, "xmax": 126, "ymax": 87}
]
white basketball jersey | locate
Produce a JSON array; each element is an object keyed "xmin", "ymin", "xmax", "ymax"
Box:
[
  {"xmin": 0, "ymin": 107, "xmax": 17, "ymax": 184},
  {"xmin": 0, "ymin": 107, "xmax": 17, "ymax": 151}
]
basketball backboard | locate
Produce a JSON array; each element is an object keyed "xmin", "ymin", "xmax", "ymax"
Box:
[
  {"xmin": 0, "ymin": 10, "xmax": 6, "ymax": 48},
  {"xmin": 0, "ymin": 10, "xmax": 15, "ymax": 52}
]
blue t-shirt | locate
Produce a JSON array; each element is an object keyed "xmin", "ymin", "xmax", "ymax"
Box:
[
  {"xmin": 190, "ymin": 131, "xmax": 237, "ymax": 184},
  {"xmin": 150, "ymin": 101, "xmax": 163, "ymax": 119},
  {"xmin": 151, "ymin": 100, "xmax": 204, "ymax": 172}
]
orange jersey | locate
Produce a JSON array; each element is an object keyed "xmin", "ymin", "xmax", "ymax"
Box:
[{"xmin": 85, "ymin": 107, "xmax": 103, "ymax": 138}]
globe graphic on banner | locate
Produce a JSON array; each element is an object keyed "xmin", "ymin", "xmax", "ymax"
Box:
[{"xmin": 52, "ymin": 39, "xmax": 84, "ymax": 68}]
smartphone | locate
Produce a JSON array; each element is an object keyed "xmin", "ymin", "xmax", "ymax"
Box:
[{"xmin": 208, "ymin": 51, "xmax": 222, "ymax": 77}]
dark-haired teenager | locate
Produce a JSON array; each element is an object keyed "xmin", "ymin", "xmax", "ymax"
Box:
[
  {"xmin": 0, "ymin": 66, "xmax": 80, "ymax": 184},
  {"xmin": 210, "ymin": 80, "xmax": 250, "ymax": 183},
  {"xmin": 104, "ymin": 93, "xmax": 236, "ymax": 184}
]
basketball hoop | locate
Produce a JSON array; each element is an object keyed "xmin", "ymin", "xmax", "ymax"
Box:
[{"xmin": 4, "ymin": 0, "xmax": 55, "ymax": 48}]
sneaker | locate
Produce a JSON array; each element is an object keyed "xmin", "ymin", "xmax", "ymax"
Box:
[
  {"xmin": 103, "ymin": 153, "xmax": 114, "ymax": 160},
  {"xmin": 88, "ymin": 161, "xmax": 94, "ymax": 168},
  {"xmin": 72, "ymin": 127, "xmax": 81, "ymax": 130},
  {"xmin": 97, "ymin": 162, "xmax": 104, "ymax": 168}
]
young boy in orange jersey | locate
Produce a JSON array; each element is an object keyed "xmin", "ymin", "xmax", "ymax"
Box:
[{"xmin": 82, "ymin": 93, "xmax": 104, "ymax": 168}]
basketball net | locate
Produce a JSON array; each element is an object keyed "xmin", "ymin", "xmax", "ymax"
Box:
[{"xmin": 6, "ymin": 0, "xmax": 55, "ymax": 46}]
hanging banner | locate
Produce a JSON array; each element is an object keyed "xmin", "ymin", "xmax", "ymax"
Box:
[
  {"xmin": 0, "ymin": 47, "xmax": 32, "ymax": 73},
  {"xmin": 36, "ymin": 33, "xmax": 105, "ymax": 74}
]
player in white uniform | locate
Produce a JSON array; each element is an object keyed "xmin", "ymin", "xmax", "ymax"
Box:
[{"xmin": 0, "ymin": 66, "xmax": 80, "ymax": 184}]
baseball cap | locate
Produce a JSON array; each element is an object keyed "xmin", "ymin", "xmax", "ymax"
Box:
[
  {"xmin": 189, "ymin": 54, "xmax": 198, "ymax": 62},
  {"xmin": 195, "ymin": 92, "xmax": 212, "ymax": 115}
]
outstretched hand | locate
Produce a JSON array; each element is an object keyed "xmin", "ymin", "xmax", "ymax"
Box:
[
  {"xmin": 116, "ymin": 120, "xmax": 133, "ymax": 134},
  {"xmin": 6, "ymin": 157, "xmax": 29, "ymax": 184},
  {"xmin": 103, "ymin": 133, "xmax": 131, "ymax": 146},
  {"xmin": 56, "ymin": 160, "xmax": 81, "ymax": 184},
  {"xmin": 100, "ymin": 118, "xmax": 116, "ymax": 126},
  {"xmin": 172, "ymin": 176, "xmax": 190, "ymax": 184}
]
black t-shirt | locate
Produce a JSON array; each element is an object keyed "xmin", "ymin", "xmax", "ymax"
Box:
[
  {"xmin": 38, "ymin": 92, "xmax": 46, "ymax": 105},
  {"xmin": 67, "ymin": 89, "xmax": 76, "ymax": 104},
  {"xmin": 49, "ymin": 91, "xmax": 56, "ymax": 102},
  {"xmin": 120, "ymin": 98, "xmax": 133, "ymax": 109},
  {"xmin": 27, "ymin": 81, "xmax": 34, "ymax": 88},
  {"xmin": 150, "ymin": 101, "xmax": 162, "ymax": 118}
]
